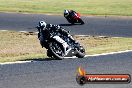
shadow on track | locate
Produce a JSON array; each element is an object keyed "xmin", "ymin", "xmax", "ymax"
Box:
[
  {"xmin": 20, "ymin": 58, "xmax": 62, "ymax": 62},
  {"xmin": 59, "ymin": 24, "xmax": 73, "ymax": 26},
  {"xmin": 20, "ymin": 57, "xmax": 75, "ymax": 62},
  {"xmin": 59, "ymin": 23, "xmax": 83, "ymax": 26}
]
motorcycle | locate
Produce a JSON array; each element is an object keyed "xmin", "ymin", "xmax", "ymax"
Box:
[
  {"xmin": 64, "ymin": 11, "xmax": 84, "ymax": 25},
  {"xmin": 40, "ymin": 28, "xmax": 85, "ymax": 59}
]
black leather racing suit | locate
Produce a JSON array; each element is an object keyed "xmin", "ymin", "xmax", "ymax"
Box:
[
  {"xmin": 64, "ymin": 10, "xmax": 77, "ymax": 22},
  {"xmin": 37, "ymin": 24, "xmax": 75, "ymax": 48}
]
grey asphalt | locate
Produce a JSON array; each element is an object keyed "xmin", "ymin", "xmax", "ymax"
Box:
[
  {"xmin": 0, "ymin": 52, "xmax": 132, "ymax": 88},
  {"xmin": 0, "ymin": 12, "xmax": 132, "ymax": 37}
]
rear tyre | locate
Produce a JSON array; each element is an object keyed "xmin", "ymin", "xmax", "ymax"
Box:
[
  {"xmin": 66, "ymin": 17, "xmax": 74, "ymax": 25},
  {"xmin": 47, "ymin": 49, "xmax": 53, "ymax": 58},
  {"xmin": 49, "ymin": 41, "xmax": 65, "ymax": 59},
  {"xmin": 71, "ymin": 22, "xmax": 75, "ymax": 25}
]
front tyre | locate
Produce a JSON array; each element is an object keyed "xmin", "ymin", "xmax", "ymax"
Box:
[
  {"xmin": 79, "ymin": 19, "xmax": 84, "ymax": 25},
  {"xmin": 49, "ymin": 41, "xmax": 65, "ymax": 59},
  {"xmin": 76, "ymin": 46, "xmax": 85, "ymax": 58}
]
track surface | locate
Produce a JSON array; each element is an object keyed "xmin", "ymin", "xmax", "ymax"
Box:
[
  {"xmin": 0, "ymin": 13, "xmax": 132, "ymax": 37},
  {"xmin": 0, "ymin": 52, "xmax": 132, "ymax": 88}
]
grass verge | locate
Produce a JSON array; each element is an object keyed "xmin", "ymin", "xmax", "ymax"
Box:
[
  {"xmin": 0, "ymin": 31, "xmax": 132, "ymax": 62},
  {"xmin": 0, "ymin": 0, "xmax": 132, "ymax": 16}
]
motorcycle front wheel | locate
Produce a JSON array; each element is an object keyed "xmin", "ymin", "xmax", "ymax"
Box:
[
  {"xmin": 49, "ymin": 41, "xmax": 65, "ymax": 59},
  {"xmin": 76, "ymin": 45, "xmax": 85, "ymax": 58},
  {"xmin": 79, "ymin": 19, "xmax": 84, "ymax": 25}
]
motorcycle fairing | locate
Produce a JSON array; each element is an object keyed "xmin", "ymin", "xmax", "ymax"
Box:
[{"xmin": 52, "ymin": 36, "xmax": 72, "ymax": 56}]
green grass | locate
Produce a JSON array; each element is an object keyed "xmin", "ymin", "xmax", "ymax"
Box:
[
  {"xmin": 0, "ymin": 0, "xmax": 132, "ymax": 16},
  {"xmin": 0, "ymin": 31, "xmax": 132, "ymax": 62}
]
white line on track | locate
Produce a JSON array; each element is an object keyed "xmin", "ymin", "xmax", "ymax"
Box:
[
  {"xmin": 0, "ymin": 50, "xmax": 132, "ymax": 65},
  {"xmin": 0, "ymin": 30, "xmax": 8, "ymax": 31},
  {"xmin": 0, "ymin": 30, "xmax": 123, "ymax": 38},
  {"xmin": 63, "ymin": 50, "xmax": 132, "ymax": 59},
  {"xmin": 85, "ymin": 50, "xmax": 132, "ymax": 57},
  {"xmin": 35, "ymin": 32, "xmax": 39, "ymax": 34},
  {"xmin": 0, "ymin": 61, "xmax": 31, "ymax": 65},
  {"xmin": 19, "ymin": 31, "xmax": 28, "ymax": 33}
]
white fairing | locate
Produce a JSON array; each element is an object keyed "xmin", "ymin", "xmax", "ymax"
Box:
[
  {"xmin": 53, "ymin": 36, "xmax": 65, "ymax": 44},
  {"xmin": 53, "ymin": 36, "xmax": 71, "ymax": 55}
]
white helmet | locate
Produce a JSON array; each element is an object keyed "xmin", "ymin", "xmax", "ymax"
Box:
[
  {"xmin": 64, "ymin": 10, "xmax": 69, "ymax": 17},
  {"xmin": 39, "ymin": 21, "xmax": 47, "ymax": 28}
]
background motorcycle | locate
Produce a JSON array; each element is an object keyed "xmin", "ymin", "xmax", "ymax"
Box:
[
  {"xmin": 64, "ymin": 12, "xmax": 84, "ymax": 25},
  {"xmin": 42, "ymin": 28, "xmax": 85, "ymax": 59}
]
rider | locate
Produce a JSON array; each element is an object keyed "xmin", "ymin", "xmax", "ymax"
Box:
[
  {"xmin": 36, "ymin": 21, "xmax": 75, "ymax": 48},
  {"xmin": 64, "ymin": 9, "xmax": 77, "ymax": 20}
]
